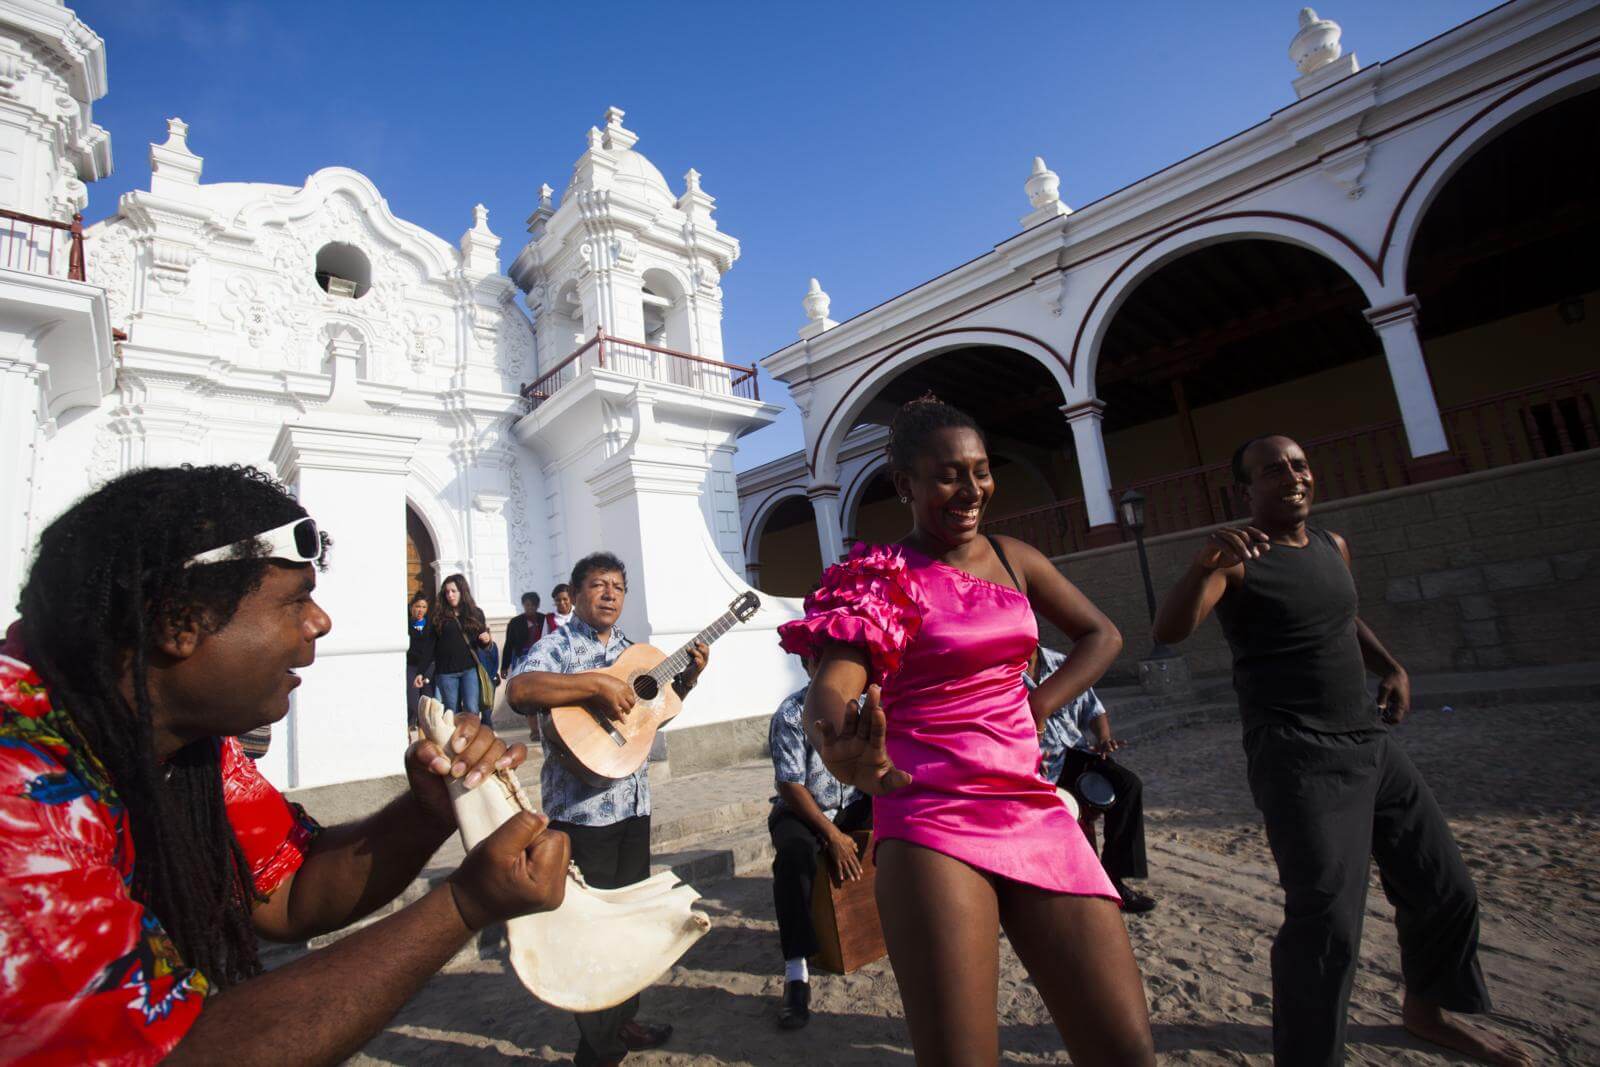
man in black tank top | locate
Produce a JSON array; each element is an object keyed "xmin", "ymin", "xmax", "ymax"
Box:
[{"xmin": 1154, "ymin": 435, "xmax": 1530, "ymax": 1067}]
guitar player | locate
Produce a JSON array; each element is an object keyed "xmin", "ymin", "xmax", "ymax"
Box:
[{"xmin": 504, "ymin": 550, "xmax": 709, "ymax": 1067}]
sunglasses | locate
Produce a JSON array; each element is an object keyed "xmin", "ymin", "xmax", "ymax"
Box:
[{"xmin": 184, "ymin": 517, "xmax": 321, "ymax": 568}]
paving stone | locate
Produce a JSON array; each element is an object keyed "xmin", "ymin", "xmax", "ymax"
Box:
[
  {"xmin": 1484, "ymin": 558, "xmax": 1555, "ymax": 591},
  {"xmin": 1385, "ymin": 576, "xmax": 1422, "ymax": 603},
  {"xmin": 1418, "ymin": 567, "xmax": 1484, "ymax": 599}
]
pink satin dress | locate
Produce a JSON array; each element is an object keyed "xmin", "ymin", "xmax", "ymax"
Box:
[{"xmin": 778, "ymin": 542, "xmax": 1117, "ymax": 899}]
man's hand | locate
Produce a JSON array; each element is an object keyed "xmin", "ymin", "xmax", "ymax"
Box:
[
  {"xmin": 824, "ymin": 828, "xmax": 863, "ymax": 885},
  {"xmin": 476, "ymin": 630, "xmax": 492, "ymax": 647},
  {"xmin": 405, "ymin": 713, "xmax": 528, "ymax": 830},
  {"xmin": 814, "ymin": 685, "xmax": 912, "ymax": 797},
  {"xmin": 1378, "ymin": 668, "xmax": 1411, "ymax": 725},
  {"xmin": 1195, "ymin": 526, "xmax": 1272, "ymax": 571},
  {"xmin": 1090, "ymin": 738, "xmax": 1125, "ymax": 757},
  {"xmin": 585, "ymin": 672, "xmax": 637, "ymax": 722},
  {"xmin": 447, "ymin": 811, "xmax": 570, "ymax": 931},
  {"xmin": 676, "ymin": 640, "xmax": 710, "ymax": 692}
]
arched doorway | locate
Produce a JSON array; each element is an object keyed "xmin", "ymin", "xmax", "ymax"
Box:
[
  {"xmin": 751, "ymin": 495, "xmax": 823, "ymax": 597},
  {"xmin": 1407, "ymin": 86, "xmax": 1600, "ymax": 469},
  {"xmin": 1094, "ymin": 238, "xmax": 1387, "ymax": 534},
  {"xmin": 405, "ymin": 504, "xmax": 437, "ymax": 606}
]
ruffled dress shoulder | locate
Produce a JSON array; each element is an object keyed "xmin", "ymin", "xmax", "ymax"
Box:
[{"xmin": 777, "ymin": 542, "xmax": 922, "ymax": 686}]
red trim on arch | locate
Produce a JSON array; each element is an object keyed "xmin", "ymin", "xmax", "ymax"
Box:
[
  {"xmin": 1068, "ymin": 211, "xmax": 1380, "ymax": 377},
  {"xmin": 806, "ymin": 327, "xmax": 1069, "ymax": 475},
  {"xmin": 1378, "ymin": 45, "xmax": 1600, "ymax": 287}
]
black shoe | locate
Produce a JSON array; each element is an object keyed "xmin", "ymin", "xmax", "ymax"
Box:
[
  {"xmin": 777, "ymin": 979, "xmax": 811, "ymax": 1030},
  {"xmin": 1115, "ymin": 880, "xmax": 1156, "ymax": 915},
  {"xmin": 620, "ymin": 1019, "xmax": 672, "ymax": 1051}
]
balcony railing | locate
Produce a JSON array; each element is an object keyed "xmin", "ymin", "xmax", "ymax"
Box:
[
  {"xmin": 979, "ymin": 371, "xmax": 1599, "ymax": 555},
  {"xmin": 521, "ymin": 330, "xmax": 760, "ymax": 410},
  {"xmin": 0, "ymin": 210, "xmax": 85, "ymax": 281}
]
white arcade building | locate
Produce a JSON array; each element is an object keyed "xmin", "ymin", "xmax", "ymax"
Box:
[{"xmin": 0, "ymin": 0, "xmax": 800, "ymax": 790}]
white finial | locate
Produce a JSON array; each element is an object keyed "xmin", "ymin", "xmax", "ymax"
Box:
[
  {"xmin": 604, "ymin": 105, "xmax": 626, "ymax": 129},
  {"xmin": 684, "ymin": 167, "xmax": 702, "ymax": 193},
  {"xmin": 539, "ymin": 182, "xmax": 554, "ymax": 207},
  {"xmin": 1025, "ymin": 156, "xmax": 1061, "ymax": 210},
  {"xmin": 1290, "ymin": 8, "xmax": 1343, "ymax": 75},
  {"xmin": 586, "ymin": 126, "xmax": 602, "ymax": 151},
  {"xmin": 600, "ymin": 106, "xmax": 639, "ymax": 150},
  {"xmin": 162, "ymin": 117, "xmax": 190, "ymax": 151},
  {"xmin": 799, "ymin": 278, "xmax": 837, "ymax": 338},
  {"xmin": 472, "ymin": 203, "xmax": 490, "ymax": 231}
]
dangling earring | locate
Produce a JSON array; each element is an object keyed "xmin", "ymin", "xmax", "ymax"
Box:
[{"xmin": 899, "ymin": 496, "xmax": 909, "ymax": 504}]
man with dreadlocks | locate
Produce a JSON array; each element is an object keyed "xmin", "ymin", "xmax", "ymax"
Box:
[{"xmin": 0, "ymin": 465, "xmax": 572, "ymax": 1065}]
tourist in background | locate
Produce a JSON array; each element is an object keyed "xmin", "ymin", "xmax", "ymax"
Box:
[
  {"xmin": 407, "ymin": 591, "xmax": 435, "ymax": 730},
  {"xmin": 545, "ymin": 582, "xmax": 575, "ymax": 634},
  {"xmin": 503, "ymin": 592, "xmax": 545, "ymax": 678},
  {"xmin": 430, "ymin": 574, "xmax": 491, "ymax": 719},
  {"xmin": 1027, "ymin": 646, "xmax": 1155, "ymax": 914}
]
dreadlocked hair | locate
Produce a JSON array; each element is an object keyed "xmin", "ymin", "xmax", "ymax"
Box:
[
  {"xmin": 885, "ymin": 391, "xmax": 986, "ymax": 474},
  {"xmin": 17, "ymin": 464, "xmax": 330, "ymax": 989}
]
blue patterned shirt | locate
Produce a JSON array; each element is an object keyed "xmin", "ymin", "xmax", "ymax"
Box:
[
  {"xmin": 1024, "ymin": 646, "xmax": 1108, "ymax": 783},
  {"xmin": 769, "ymin": 684, "xmax": 860, "ymax": 820},
  {"xmin": 509, "ymin": 615, "xmax": 648, "ymax": 826}
]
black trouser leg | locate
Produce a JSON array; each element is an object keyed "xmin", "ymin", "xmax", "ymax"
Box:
[
  {"xmin": 555, "ymin": 814, "xmax": 651, "ymax": 1067},
  {"xmin": 1246, "ymin": 726, "xmax": 1382, "ymax": 1067},
  {"xmin": 769, "ymin": 811, "xmax": 823, "ymax": 962},
  {"xmin": 405, "ymin": 667, "xmax": 421, "ymax": 728},
  {"xmin": 1370, "ymin": 734, "xmax": 1492, "ymax": 1014},
  {"xmin": 1058, "ymin": 750, "xmax": 1147, "ymax": 880}
]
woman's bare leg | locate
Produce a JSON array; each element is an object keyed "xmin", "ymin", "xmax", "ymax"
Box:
[
  {"xmin": 997, "ymin": 882, "xmax": 1156, "ymax": 1067},
  {"xmin": 875, "ymin": 839, "xmax": 1002, "ymax": 1067}
]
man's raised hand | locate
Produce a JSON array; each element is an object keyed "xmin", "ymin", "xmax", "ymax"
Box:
[
  {"xmin": 1196, "ymin": 526, "xmax": 1272, "ymax": 571},
  {"xmin": 814, "ymin": 684, "xmax": 912, "ymax": 797}
]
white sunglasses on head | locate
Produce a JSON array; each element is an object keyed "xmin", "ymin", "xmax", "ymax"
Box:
[{"xmin": 184, "ymin": 517, "xmax": 321, "ymax": 568}]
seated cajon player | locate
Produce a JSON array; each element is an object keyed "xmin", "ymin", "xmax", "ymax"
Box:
[
  {"xmin": 504, "ymin": 551, "xmax": 709, "ymax": 1067},
  {"xmin": 767, "ymin": 654, "xmax": 872, "ymax": 1030},
  {"xmin": 1026, "ymin": 646, "xmax": 1155, "ymax": 914}
]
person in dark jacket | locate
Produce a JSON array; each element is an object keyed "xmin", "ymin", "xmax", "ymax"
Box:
[
  {"xmin": 405, "ymin": 592, "xmax": 435, "ymax": 729},
  {"xmin": 502, "ymin": 592, "xmax": 545, "ymax": 676}
]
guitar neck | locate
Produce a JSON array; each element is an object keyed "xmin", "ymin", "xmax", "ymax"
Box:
[{"xmin": 647, "ymin": 610, "xmax": 740, "ymax": 687}]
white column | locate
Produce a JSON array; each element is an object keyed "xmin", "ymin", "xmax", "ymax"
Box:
[
  {"xmin": 0, "ymin": 356, "xmax": 45, "ymax": 611},
  {"xmin": 1364, "ymin": 296, "xmax": 1451, "ymax": 458},
  {"xmin": 1063, "ymin": 400, "xmax": 1117, "ymax": 531},
  {"xmin": 806, "ymin": 483, "xmax": 846, "ymax": 565}
]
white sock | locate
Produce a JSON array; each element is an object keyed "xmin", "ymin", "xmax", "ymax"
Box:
[{"xmin": 784, "ymin": 957, "xmax": 809, "ymax": 984}]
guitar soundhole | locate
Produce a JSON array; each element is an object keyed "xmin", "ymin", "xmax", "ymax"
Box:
[{"xmin": 632, "ymin": 675, "xmax": 659, "ymax": 701}]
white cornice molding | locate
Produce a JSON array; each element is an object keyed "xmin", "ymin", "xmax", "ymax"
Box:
[{"xmin": 270, "ymin": 419, "xmax": 421, "ymax": 481}]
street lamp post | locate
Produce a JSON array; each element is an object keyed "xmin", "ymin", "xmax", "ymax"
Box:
[{"xmin": 1119, "ymin": 489, "xmax": 1178, "ymax": 659}]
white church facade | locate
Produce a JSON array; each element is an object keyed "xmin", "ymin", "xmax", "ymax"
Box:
[{"xmin": 0, "ymin": 0, "xmax": 801, "ymax": 791}]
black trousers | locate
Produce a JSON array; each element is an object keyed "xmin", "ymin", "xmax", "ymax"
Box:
[
  {"xmin": 1245, "ymin": 724, "xmax": 1490, "ymax": 1067},
  {"xmin": 550, "ymin": 814, "xmax": 652, "ymax": 1066},
  {"xmin": 768, "ymin": 796, "xmax": 872, "ymax": 962},
  {"xmin": 1056, "ymin": 749, "xmax": 1148, "ymax": 881}
]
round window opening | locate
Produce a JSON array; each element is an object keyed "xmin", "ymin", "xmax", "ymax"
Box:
[{"xmin": 314, "ymin": 242, "xmax": 372, "ymax": 299}]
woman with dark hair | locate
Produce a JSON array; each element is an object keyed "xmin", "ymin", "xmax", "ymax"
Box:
[
  {"xmin": 779, "ymin": 395, "xmax": 1155, "ymax": 1066},
  {"xmin": 430, "ymin": 573, "xmax": 490, "ymax": 717},
  {"xmin": 406, "ymin": 591, "xmax": 436, "ymax": 729}
]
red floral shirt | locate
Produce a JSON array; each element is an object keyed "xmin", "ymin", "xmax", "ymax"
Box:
[{"xmin": 0, "ymin": 643, "xmax": 320, "ymax": 1065}]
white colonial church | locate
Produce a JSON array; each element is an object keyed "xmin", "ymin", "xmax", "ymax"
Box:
[{"xmin": 0, "ymin": 0, "xmax": 799, "ymax": 790}]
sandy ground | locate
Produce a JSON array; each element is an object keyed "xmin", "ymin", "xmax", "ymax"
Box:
[{"xmin": 351, "ymin": 700, "xmax": 1600, "ymax": 1065}]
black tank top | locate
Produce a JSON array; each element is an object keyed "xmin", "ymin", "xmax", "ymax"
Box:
[{"xmin": 1213, "ymin": 526, "xmax": 1375, "ymax": 734}]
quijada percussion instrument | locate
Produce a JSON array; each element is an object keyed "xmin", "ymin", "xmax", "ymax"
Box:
[{"xmin": 1074, "ymin": 768, "xmax": 1117, "ymax": 812}]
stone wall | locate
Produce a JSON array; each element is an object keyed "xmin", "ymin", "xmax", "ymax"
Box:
[{"xmin": 1044, "ymin": 450, "xmax": 1600, "ymax": 685}]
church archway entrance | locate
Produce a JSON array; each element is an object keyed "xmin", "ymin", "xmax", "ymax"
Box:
[{"xmin": 405, "ymin": 504, "xmax": 437, "ymax": 606}]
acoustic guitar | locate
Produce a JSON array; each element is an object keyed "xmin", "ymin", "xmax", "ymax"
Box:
[{"xmin": 543, "ymin": 592, "xmax": 761, "ymax": 787}]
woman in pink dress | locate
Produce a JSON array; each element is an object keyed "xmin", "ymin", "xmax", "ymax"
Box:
[{"xmin": 779, "ymin": 395, "xmax": 1154, "ymax": 1066}]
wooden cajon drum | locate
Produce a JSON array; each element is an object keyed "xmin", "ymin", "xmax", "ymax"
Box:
[{"xmin": 808, "ymin": 830, "xmax": 886, "ymax": 974}]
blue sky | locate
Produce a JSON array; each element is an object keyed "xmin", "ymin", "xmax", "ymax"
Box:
[{"xmin": 76, "ymin": 0, "xmax": 1499, "ymax": 472}]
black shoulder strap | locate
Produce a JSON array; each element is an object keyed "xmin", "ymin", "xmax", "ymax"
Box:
[{"xmin": 985, "ymin": 535, "xmax": 1023, "ymax": 594}]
